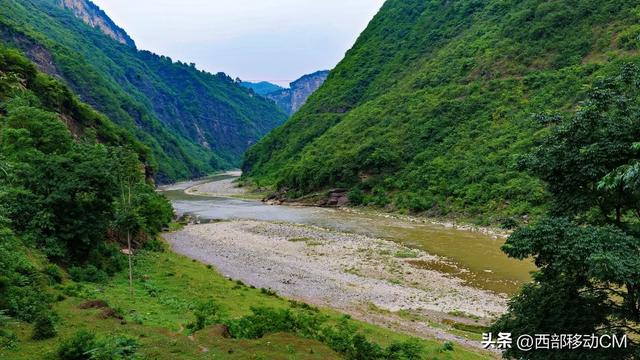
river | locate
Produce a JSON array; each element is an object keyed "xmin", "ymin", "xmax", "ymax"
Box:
[{"xmin": 161, "ymin": 174, "xmax": 534, "ymax": 295}]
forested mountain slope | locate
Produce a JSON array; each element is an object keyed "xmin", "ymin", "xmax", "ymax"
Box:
[
  {"xmin": 0, "ymin": 0, "xmax": 287, "ymax": 182},
  {"xmin": 243, "ymin": 0, "xmax": 640, "ymax": 222}
]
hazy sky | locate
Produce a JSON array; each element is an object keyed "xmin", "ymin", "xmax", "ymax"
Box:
[{"xmin": 91, "ymin": 0, "xmax": 385, "ymax": 87}]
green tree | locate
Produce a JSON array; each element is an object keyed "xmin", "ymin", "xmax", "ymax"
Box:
[
  {"xmin": 110, "ymin": 147, "xmax": 173, "ymax": 297},
  {"xmin": 492, "ymin": 65, "xmax": 640, "ymax": 359},
  {"xmin": 518, "ymin": 64, "xmax": 640, "ymax": 223},
  {"xmin": 111, "ymin": 148, "xmax": 144, "ymax": 297}
]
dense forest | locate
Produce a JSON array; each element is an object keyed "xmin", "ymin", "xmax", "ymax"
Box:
[
  {"xmin": 243, "ymin": 0, "xmax": 640, "ymax": 224},
  {"xmin": 1, "ymin": 0, "xmax": 287, "ymax": 182},
  {"xmin": 0, "ymin": 44, "xmax": 173, "ymax": 350}
]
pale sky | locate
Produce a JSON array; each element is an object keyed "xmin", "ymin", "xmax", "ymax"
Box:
[{"xmin": 91, "ymin": 0, "xmax": 385, "ymax": 86}]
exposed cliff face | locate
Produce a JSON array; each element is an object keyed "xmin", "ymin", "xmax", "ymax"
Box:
[
  {"xmin": 266, "ymin": 70, "xmax": 329, "ymax": 115},
  {"xmin": 57, "ymin": 0, "xmax": 136, "ymax": 47}
]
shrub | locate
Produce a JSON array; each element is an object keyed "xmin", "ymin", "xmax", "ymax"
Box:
[
  {"xmin": 32, "ymin": 313, "xmax": 57, "ymax": 340},
  {"xmin": 0, "ymin": 310, "xmax": 17, "ymax": 349},
  {"xmin": 56, "ymin": 330, "xmax": 96, "ymax": 360},
  {"xmin": 43, "ymin": 264, "xmax": 64, "ymax": 284},
  {"xmin": 68, "ymin": 265, "xmax": 108, "ymax": 283},
  {"xmin": 187, "ymin": 299, "xmax": 224, "ymax": 332},
  {"xmin": 89, "ymin": 244, "xmax": 127, "ymax": 277},
  {"xmin": 385, "ymin": 339, "xmax": 424, "ymax": 359},
  {"xmin": 4, "ymin": 286, "xmax": 52, "ymax": 322},
  {"xmin": 348, "ymin": 188, "xmax": 365, "ymax": 206},
  {"xmin": 142, "ymin": 238, "xmax": 166, "ymax": 252},
  {"xmin": 394, "ymin": 250, "xmax": 419, "ymax": 259},
  {"xmin": 618, "ymin": 25, "xmax": 640, "ymax": 50},
  {"xmin": 0, "ymin": 329, "xmax": 17, "ymax": 349},
  {"xmin": 440, "ymin": 341, "xmax": 454, "ymax": 352},
  {"xmin": 350, "ymin": 334, "xmax": 384, "ymax": 359},
  {"xmin": 226, "ymin": 308, "xmax": 423, "ymax": 359},
  {"xmin": 260, "ymin": 288, "xmax": 278, "ymax": 297},
  {"xmin": 227, "ymin": 307, "xmax": 294, "ymax": 339},
  {"xmin": 289, "ymin": 300, "xmax": 319, "ymax": 313},
  {"xmin": 499, "ymin": 217, "xmax": 519, "ymax": 230},
  {"xmin": 88, "ymin": 336, "xmax": 139, "ymax": 360}
]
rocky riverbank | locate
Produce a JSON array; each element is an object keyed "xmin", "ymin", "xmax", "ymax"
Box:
[{"xmin": 165, "ymin": 220, "xmax": 507, "ymax": 350}]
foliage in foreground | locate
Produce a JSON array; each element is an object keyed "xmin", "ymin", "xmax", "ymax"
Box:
[
  {"xmin": 1, "ymin": 245, "xmax": 488, "ymax": 359},
  {"xmin": 56, "ymin": 330, "xmax": 139, "ymax": 360},
  {"xmin": 492, "ymin": 65, "xmax": 640, "ymax": 359},
  {"xmin": 224, "ymin": 306, "xmax": 423, "ymax": 360},
  {"xmin": 0, "ymin": 45, "xmax": 173, "ymax": 340}
]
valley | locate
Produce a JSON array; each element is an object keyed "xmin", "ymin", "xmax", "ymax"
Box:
[
  {"xmin": 2, "ymin": 0, "xmax": 640, "ymax": 359},
  {"xmin": 160, "ymin": 173, "xmax": 534, "ymax": 351}
]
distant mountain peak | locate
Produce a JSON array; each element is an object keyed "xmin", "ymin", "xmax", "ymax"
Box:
[
  {"xmin": 264, "ymin": 70, "xmax": 330, "ymax": 115},
  {"xmin": 57, "ymin": 0, "xmax": 136, "ymax": 47},
  {"xmin": 240, "ymin": 81, "xmax": 284, "ymax": 96}
]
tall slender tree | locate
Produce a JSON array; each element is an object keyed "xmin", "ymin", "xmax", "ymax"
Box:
[{"xmin": 112, "ymin": 148, "xmax": 145, "ymax": 298}]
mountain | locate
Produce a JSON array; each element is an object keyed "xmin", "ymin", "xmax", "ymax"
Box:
[
  {"xmin": 243, "ymin": 0, "xmax": 640, "ymax": 222},
  {"xmin": 0, "ymin": 45, "xmax": 148, "ymax": 164},
  {"xmin": 240, "ymin": 81, "xmax": 283, "ymax": 96},
  {"xmin": 0, "ymin": 0, "xmax": 287, "ymax": 182},
  {"xmin": 265, "ymin": 70, "xmax": 330, "ymax": 115},
  {"xmin": 57, "ymin": 0, "xmax": 135, "ymax": 47}
]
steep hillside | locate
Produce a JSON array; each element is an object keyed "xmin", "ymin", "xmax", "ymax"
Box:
[
  {"xmin": 0, "ymin": 0, "xmax": 287, "ymax": 182},
  {"xmin": 0, "ymin": 45, "xmax": 149, "ymax": 165},
  {"xmin": 57, "ymin": 0, "xmax": 135, "ymax": 47},
  {"xmin": 243, "ymin": 0, "xmax": 640, "ymax": 223},
  {"xmin": 266, "ymin": 70, "xmax": 330, "ymax": 115}
]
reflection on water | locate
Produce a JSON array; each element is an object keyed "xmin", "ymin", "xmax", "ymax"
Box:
[{"xmin": 163, "ymin": 189, "xmax": 535, "ymax": 295}]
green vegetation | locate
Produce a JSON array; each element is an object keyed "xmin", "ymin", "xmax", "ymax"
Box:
[
  {"xmin": 243, "ymin": 0, "xmax": 640, "ymax": 224},
  {"xmin": 0, "ymin": 242, "xmax": 490, "ymax": 359},
  {"xmin": 0, "ymin": 45, "xmax": 489, "ymax": 359},
  {"xmin": 0, "ymin": 42, "xmax": 173, "ymax": 333},
  {"xmin": 1, "ymin": 0, "xmax": 286, "ymax": 182},
  {"xmin": 394, "ymin": 250, "xmax": 419, "ymax": 259},
  {"xmin": 491, "ymin": 66, "xmax": 640, "ymax": 359}
]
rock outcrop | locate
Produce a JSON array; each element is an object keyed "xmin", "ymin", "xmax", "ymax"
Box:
[
  {"xmin": 57, "ymin": 0, "xmax": 136, "ymax": 47},
  {"xmin": 266, "ymin": 70, "xmax": 329, "ymax": 115}
]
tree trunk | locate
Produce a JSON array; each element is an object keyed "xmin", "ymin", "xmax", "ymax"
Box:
[
  {"xmin": 127, "ymin": 183, "xmax": 133, "ymax": 299},
  {"xmin": 128, "ymin": 230, "xmax": 133, "ymax": 298}
]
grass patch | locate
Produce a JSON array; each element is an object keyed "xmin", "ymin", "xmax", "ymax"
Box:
[
  {"xmin": 394, "ymin": 250, "xmax": 419, "ymax": 259},
  {"xmin": 442, "ymin": 320, "xmax": 488, "ymax": 335},
  {"xmin": 1, "ymin": 240, "xmax": 491, "ymax": 360},
  {"xmin": 448, "ymin": 310, "xmax": 481, "ymax": 321},
  {"xmin": 288, "ymin": 237, "xmax": 324, "ymax": 246}
]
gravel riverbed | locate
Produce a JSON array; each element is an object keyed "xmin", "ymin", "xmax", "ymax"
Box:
[{"xmin": 165, "ymin": 220, "xmax": 506, "ymax": 350}]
